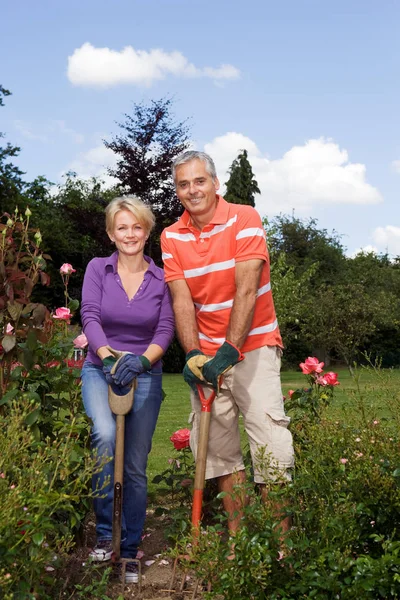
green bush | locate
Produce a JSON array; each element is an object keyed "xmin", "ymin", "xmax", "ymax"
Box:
[
  {"xmin": 0, "ymin": 401, "xmax": 97, "ymax": 599},
  {"xmin": 179, "ymin": 361, "xmax": 400, "ymax": 599}
]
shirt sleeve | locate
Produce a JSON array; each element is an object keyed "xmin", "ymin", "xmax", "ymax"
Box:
[
  {"xmin": 81, "ymin": 259, "xmax": 109, "ymax": 353},
  {"xmin": 150, "ymin": 280, "xmax": 175, "ymax": 351},
  {"xmin": 161, "ymin": 230, "xmax": 185, "ymax": 282},
  {"xmin": 235, "ymin": 206, "xmax": 268, "ymax": 263}
]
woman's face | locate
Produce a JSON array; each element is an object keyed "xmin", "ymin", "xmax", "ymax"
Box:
[{"xmin": 109, "ymin": 209, "xmax": 147, "ymax": 258}]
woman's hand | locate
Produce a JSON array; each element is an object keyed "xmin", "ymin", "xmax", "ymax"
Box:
[{"xmin": 112, "ymin": 353, "xmax": 151, "ymax": 387}]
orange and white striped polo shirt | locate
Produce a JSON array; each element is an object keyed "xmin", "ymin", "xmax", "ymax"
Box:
[{"xmin": 161, "ymin": 196, "xmax": 282, "ymax": 355}]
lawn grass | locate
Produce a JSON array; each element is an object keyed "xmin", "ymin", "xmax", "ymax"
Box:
[{"xmin": 147, "ymin": 367, "xmax": 400, "ymax": 496}]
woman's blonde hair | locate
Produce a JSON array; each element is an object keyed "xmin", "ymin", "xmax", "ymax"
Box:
[{"xmin": 105, "ymin": 196, "xmax": 155, "ymax": 235}]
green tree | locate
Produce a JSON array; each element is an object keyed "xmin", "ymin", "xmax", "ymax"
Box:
[
  {"xmin": 105, "ymin": 97, "xmax": 190, "ymax": 264},
  {"xmin": 303, "ymin": 282, "xmax": 399, "ymax": 372},
  {"xmin": 224, "ymin": 149, "xmax": 260, "ymax": 207},
  {"xmin": 265, "ymin": 215, "xmax": 346, "ymax": 286},
  {"xmin": 0, "ymin": 86, "xmax": 26, "ymax": 213},
  {"xmin": 30, "ymin": 173, "xmax": 119, "ymax": 310}
]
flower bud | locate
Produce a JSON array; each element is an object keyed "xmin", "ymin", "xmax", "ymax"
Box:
[
  {"xmin": 25, "ymin": 207, "xmax": 32, "ymax": 217},
  {"xmin": 34, "ymin": 230, "xmax": 42, "ymax": 245},
  {"xmin": 6, "ymin": 218, "xmax": 13, "ymax": 227}
]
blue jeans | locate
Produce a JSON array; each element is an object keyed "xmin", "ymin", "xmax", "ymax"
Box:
[{"xmin": 81, "ymin": 361, "xmax": 163, "ymax": 558}]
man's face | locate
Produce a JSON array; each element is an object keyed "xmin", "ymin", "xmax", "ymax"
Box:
[{"xmin": 175, "ymin": 159, "xmax": 220, "ymax": 224}]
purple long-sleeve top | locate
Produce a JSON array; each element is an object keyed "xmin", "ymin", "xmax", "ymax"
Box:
[{"xmin": 81, "ymin": 252, "xmax": 175, "ymax": 368}]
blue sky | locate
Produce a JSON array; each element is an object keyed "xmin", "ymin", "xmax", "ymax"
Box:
[{"xmin": 1, "ymin": 0, "xmax": 399, "ymax": 256}]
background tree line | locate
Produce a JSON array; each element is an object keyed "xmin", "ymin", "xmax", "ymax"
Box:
[{"xmin": 2, "ymin": 86, "xmax": 400, "ymax": 370}]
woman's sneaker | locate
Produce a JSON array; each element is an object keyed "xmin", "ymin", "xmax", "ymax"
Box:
[
  {"xmin": 125, "ymin": 562, "xmax": 139, "ymax": 584},
  {"xmin": 113, "ymin": 561, "xmax": 139, "ymax": 584},
  {"xmin": 89, "ymin": 540, "xmax": 113, "ymax": 562}
]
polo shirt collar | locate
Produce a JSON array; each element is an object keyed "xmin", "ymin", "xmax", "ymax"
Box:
[
  {"xmin": 178, "ymin": 195, "xmax": 229, "ymax": 231},
  {"xmin": 105, "ymin": 251, "xmax": 162, "ymax": 280}
]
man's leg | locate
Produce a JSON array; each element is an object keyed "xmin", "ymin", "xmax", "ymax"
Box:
[
  {"xmin": 217, "ymin": 469, "xmax": 246, "ymax": 534},
  {"xmin": 230, "ymin": 346, "xmax": 294, "ymax": 539},
  {"xmin": 260, "ymin": 483, "xmax": 291, "ymax": 541}
]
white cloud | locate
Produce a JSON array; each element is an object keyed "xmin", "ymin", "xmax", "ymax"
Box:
[
  {"xmin": 372, "ymin": 226, "xmax": 400, "ymax": 255},
  {"xmin": 204, "ymin": 133, "xmax": 383, "ymax": 214},
  {"xmin": 63, "ymin": 143, "xmax": 118, "ymax": 186},
  {"xmin": 51, "ymin": 120, "xmax": 84, "ymax": 144},
  {"xmin": 391, "ymin": 159, "xmax": 400, "ymax": 173},
  {"xmin": 14, "ymin": 120, "xmax": 48, "ymax": 142},
  {"xmin": 13, "ymin": 119, "xmax": 84, "ymax": 144},
  {"xmin": 67, "ymin": 42, "xmax": 240, "ymax": 88},
  {"xmin": 348, "ymin": 244, "xmax": 379, "ymax": 258}
]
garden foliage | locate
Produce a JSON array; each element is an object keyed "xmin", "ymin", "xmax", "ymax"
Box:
[
  {"xmin": 0, "ymin": 209, "xmax": 102, "ymax": 599},
  {"xmin": 164, "ymin": 358, "xmax": 400, "ymax": 599}
]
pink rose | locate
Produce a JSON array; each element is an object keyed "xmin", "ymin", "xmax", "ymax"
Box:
[
  {"xmin": 340, "ymin": 458, "xmax": 348, "ymax": 464},
  {"xmin": 299, "ymin": 357, "xmax": 324, "ymax": 374},
  {"xmin": 288, "ymin": 389, "xmax": 295, "ymax": 398},
  {"xmin": 59, "ymin": 263, "xmax": 76, "ymax": 275},
  {"xmin": 73, "ymin": 333, "xmax": 88, "ymax": 349},
  {"xmin": 170, "ymin": 428, "xmax": 191, "ymax": 450},
  {"xmin": 5, "ymin": 323, "xmax": 14, "ymax": 334},
  {"xmin": 53, "ymin": 307, "xmax": 71, "ymax": 322},
  {"xmin": 318, "ymin": 371, "xmax": 339, "ymax": 386}
]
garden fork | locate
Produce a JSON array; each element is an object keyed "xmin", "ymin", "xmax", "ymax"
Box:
[{"xmin": 108, "ymin": 360, "xmax": 142, "ymax": 591}]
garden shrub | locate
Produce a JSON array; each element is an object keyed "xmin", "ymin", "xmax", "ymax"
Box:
[
  {"xmin": 176, "ymin": 359, "xmax": 400, "ymax": 599},
  {"xmin": 0, "ymin": 209, "xmax": 102, "ymax": 598},
  {"xmin": 0, "ymin": 401, "xmax": 97, "ymax": 599}
]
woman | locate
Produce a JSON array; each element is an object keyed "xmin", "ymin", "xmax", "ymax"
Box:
[{"xmin": 81, "ymin": 196, "xmax": 174, "ymax": 583}]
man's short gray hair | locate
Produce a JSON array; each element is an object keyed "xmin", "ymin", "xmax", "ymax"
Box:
[{"xmin": 172, "ymin": 151, "xmax": 217, "ymax": 182}]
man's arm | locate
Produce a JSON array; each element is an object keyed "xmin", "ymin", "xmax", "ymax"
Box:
[
  {"xmin": 168, "ymin": 279, "xmax": 200, "ymax": 354},
  {"xmin": 226, "ymin": 258, "xmax": 264, "ymax": 349}
]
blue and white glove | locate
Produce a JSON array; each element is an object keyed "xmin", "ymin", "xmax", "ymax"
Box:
[
  {"xmin": 112, "ymin": 353, "xmax": 151, "ymax": 387},
  {"xmin": 102, "ymin": 356, "xmax": 131, "ymax": 396}
]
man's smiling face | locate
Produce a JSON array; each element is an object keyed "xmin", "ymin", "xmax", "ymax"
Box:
[{"xmin": 174, "ymin": 159, "xmax": 220, "ymax": 227}]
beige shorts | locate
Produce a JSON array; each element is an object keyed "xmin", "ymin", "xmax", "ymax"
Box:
[{"xmin": 189, "ymin": 345, "xmax": 294, "ymax": 483}]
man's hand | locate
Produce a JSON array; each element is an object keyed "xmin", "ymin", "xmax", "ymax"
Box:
[
  {"xmin": 102, "ymin": 356, "xmax": 131, "ymax": 396},
  {"xmin": 183, "ymin": 349, "xmax": 209, "ymax": 391},
  {"xmin": 112, "ymin": 353, "xmax": 151, "ymax": 387},
  {"xmin": 202, "ymin": 341, "xmax": 244, "ymax": 392}
]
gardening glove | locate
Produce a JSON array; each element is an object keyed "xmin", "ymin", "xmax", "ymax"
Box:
[
  {"xmin": 107, "ymin": 346, "xmax": 151, "ymax": 386},
  {"xmin": 202, "ymin": 341, "xmax": 244, "ymax": 393},
  {"xmin": 111, "ymin": 352, "xmax": 151, "ymax": 387},
  {"xmin": 183, "ymin": 349, "xmax": 209, "ymax": 391},
  {"xmin": 102, "ymin": 356, "xmax": 131, "ymax": 396}
]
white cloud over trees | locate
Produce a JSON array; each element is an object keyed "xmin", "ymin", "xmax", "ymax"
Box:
[
  {"xmin": 204, "ymin": 133, "xmax": 383, "ymax": 215},
  {"xmin": 372, "ymin": 226, "xmax": 400, "ymax": 255},
  {"xmin": 67, "ymin": 43, "xmax": 240, "ymax": 88}
]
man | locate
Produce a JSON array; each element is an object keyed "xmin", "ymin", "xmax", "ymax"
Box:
[{"xmin": 161, "ymin": 150, "xmax": 294, "ymax": 536}]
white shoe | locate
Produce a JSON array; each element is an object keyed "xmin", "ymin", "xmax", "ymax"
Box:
[{"xmin": 89, "ymin": 541, "xmax": 113, "ymax": 562}]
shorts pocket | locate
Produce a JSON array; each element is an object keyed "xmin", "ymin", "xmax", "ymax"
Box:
[{"xmin": 265, "ymin": 413, "xmax": 294, "ymax": 468}]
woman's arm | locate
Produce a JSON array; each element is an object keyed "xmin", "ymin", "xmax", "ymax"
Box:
[{"xmin": 81, "ymin": 259, "xmax": 112, "ymax": 358}]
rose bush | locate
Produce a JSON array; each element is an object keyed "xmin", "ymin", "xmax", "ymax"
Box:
[
  {"xmin": 0, "ymin": 209, "xmax": 97, "ymax": 598},
  {"xmin": 52, "ymin": 306, "xmax": 72, "ymax": 321},
  {"xmin": 181, "ymin": 359, "xmax": 400, "ymax": 599},
  {"xmin": 299, "ymin": 355, "xmax": 324, "ymax": 374},
  {"xmin": 59, "ymin": 263, "xmax": 76, "ymax": 275},
  {"xmin": 73, "ymin": 333, "xmax": 88, "ymax": 349},
  {"xmin": 170, "ymin": 428, "xmax": 191, "ymax": 450}
]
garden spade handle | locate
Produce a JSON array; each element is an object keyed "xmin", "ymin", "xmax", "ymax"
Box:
[
  {"xmin": 191, "ymin": 382, "xmax": 220, "ymax": 539},
  {"xmin": 108, "ymin": 381, "xmax": 136, "ymax": 560}
]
